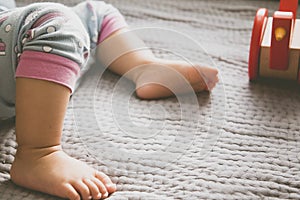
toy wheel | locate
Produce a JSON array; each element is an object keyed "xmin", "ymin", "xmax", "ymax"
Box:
[{"xmin": 248, "ymin": 8, "xmax": 268, "ymax": 81}]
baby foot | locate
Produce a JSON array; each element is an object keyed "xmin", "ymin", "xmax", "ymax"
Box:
[
  {"xmin": 134, "ymin": 59, "xmax": 219, "ymax": 99},
  {"xmin": 10, "ymin": 146, "xmax": 116, "ymax": 200}
]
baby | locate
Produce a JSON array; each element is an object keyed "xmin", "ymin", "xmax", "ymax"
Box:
[{"xmin": 0, "ymin": 0, "xmax": 218, "ymax": 199}]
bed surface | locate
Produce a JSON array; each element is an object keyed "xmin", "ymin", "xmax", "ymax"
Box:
[{"xmin": 1, "ymin": 0, "xmax": 300, "ymax": 199}]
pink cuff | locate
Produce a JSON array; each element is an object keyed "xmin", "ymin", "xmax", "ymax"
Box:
[
  {"xmin": 16, "ymin": 51, "xmax": 80, "ymax": 93},
  {"xmin": 98, "ymin": 12, "xmax": 128, "ymax": 43}
]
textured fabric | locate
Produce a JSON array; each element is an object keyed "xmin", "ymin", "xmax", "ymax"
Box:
[
  {"xmin": 0, "ymin": 0, "xmax": 300, "ymax": 199},
  {"xmin": 0, "ymin": 0, "xmax": 16, "ymax": 11}
]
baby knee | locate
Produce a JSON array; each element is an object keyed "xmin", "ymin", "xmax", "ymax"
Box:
[
  {"xmin": 20, "ymin": 3, "xmax": 89, "ymax": 59},
  {"xmin": 16, "ymin": 3, "xmax": 91, "ymax": 93}
]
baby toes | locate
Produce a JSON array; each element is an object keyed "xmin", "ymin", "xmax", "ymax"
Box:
[
  {"xmin": 91, "ymin": 177, "xmax": 109, "ymax": 199},
  {"xmin": 199, "ymin": 67, "xmax": 219, "ymax": 90},
  {"xmin": 63, "ymin": 183, "xmax": 81, "ymax": 200},
  {"xmin": 204, "ymin": 68, "xmax": 219, "ymax": 81},
  {"xmin": 73, "ymin": 181, "xmax": 92, "ymax": 200},
  {"xmin": 95, "ymin": 171, "xmax": 117, "ymax": 194},
  {"xmin": 207, "ymin": 81, "xmax": 217, "ymax": 91},
  {"xmin": 83, "ymin": 178, "xmax": 102, "ymax": 199}
]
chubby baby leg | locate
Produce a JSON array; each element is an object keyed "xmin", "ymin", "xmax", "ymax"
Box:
[
  {"xmin": 134, "ymin": 59, "xmax": 219, "ymax": 99},
  {"xmin": 8, "ymin": 2, "xmax": 117, "ymax": 199},
  {"xmin": 97, "ymin": 29, "xmax": 219, "ymax": 99},
  {"xmin": 10, "ymin": 78, "xmax": 116, "ymax": 200}
]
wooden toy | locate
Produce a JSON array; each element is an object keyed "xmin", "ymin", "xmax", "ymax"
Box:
[{"xmin": 248, "ymin": 0, "xmax": 300, "ymax": 83}]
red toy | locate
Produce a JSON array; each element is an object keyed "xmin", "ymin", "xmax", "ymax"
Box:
[{"xmin": 248, "ymin": 0, "xmax": 300, "ymax": 83}]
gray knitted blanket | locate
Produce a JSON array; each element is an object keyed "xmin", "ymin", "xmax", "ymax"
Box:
[{"xmin": 1, "ymin": 0, "xmax": 300, "ymax": 199}]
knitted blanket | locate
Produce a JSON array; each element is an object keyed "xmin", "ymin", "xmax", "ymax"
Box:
[{"xmin": 0, "ymin": 0, "xmax": 299, "ymax": 199}]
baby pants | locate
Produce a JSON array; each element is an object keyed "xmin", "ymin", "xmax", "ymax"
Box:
[{"xmin": 0, "ymin": 1, "xmax": 127, "ymax": 119}]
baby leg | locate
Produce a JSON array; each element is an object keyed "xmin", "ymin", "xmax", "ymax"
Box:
[
  {"xmin": 98, "ymin": 29, "xmax": 219, "ymax": 99},
  {"xmin": 9, "ymin": 3, "xmax": 116, "ymax": 200},
  {"xmin": 11, "ymin": 78, "xmax": 116, "ymax": 200}
]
